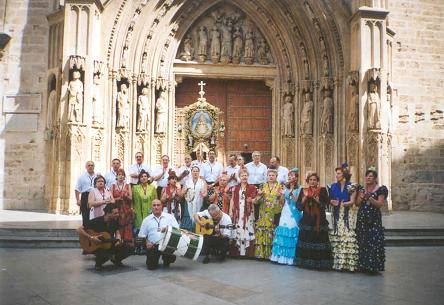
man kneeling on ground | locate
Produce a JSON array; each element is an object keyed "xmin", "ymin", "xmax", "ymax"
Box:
[
  {"xmin": 194, "ymin": 203, "xmax": 232, "ymax": 264},
  {"xmin": 138, "ymin": 199, "xmax": 178, "ymax": 270},
  {"xmin": 77, "ymin": 204, "xmax": 131, "ymax": 270}
]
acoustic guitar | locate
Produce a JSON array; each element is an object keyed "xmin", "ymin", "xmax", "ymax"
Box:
[
  {"xmin": 195, "ymin": 216, "xmax": 235, "ymax": 236},
  {"xmin": 79, "ymin": 229, "xmax": 114, "ymax": 253}
]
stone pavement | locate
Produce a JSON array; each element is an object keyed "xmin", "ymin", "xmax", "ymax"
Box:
[{"xmin": 1, "ymin": 247, "xmax": 444, "ymax": 305}]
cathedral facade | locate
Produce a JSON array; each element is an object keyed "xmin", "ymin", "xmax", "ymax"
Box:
[{"xmin": 0, "ymin": 0, "xmax": 443, "ymax": 213}]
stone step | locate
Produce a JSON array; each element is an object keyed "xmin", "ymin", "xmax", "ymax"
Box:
[
  {"xmin": 385, "ymin": 236, "xmax": 444, "ymax": 247},
  {"xmin": 384, "ymin": 228, "xmax": 444, "ymax": 236},
  {"xmin": 0, "ymin": 236, "xmax": 80, "ymax": 248},
  {"xmin": 0, "ymin": 228, "xmax": 78, "ymax": 237}
]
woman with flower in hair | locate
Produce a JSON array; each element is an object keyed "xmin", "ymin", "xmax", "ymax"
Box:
[
  {"xmin": 253, "ymin": 168, "xmax": 284, "ymax": 259},
  {"xmin": 160, "ymin": 172, "xmax": 182, "ymax": 222},
  {"xmin": 356, "ymin": 167, "xmax": 387, "ymax": 273},
  {"xmin": 295, "ymin": 172, "xmax": 332, "ymax": 269},
  {"xmin": 328, "ymin": 163, "xmax": 359, "ymax": 271},
  {"xmin": 110, "ymin": 168, "xmax": 134, "ymax": 248},
  {"xmin": 270, "ymin": 168, "xmax": 303, "ymax": 265}
]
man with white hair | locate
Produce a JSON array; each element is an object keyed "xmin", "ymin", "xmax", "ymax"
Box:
[
  {"xmin": 194, "ymin": 204, "xmax": 232, "ymax": 264},
  {"xmin": 245, "ymin": 151, "xmax": 267, "ymax": 187}
]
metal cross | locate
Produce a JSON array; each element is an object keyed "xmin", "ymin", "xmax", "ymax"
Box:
[{"xmin": 198, "ymin": 81, "xmax": 206, "ymax": 99}]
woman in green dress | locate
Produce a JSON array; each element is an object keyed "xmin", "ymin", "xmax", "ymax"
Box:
[
  {"xmin": 254, "ymin": 168, "xmax": 284, "ymax": 260},
  {"xmin": 132, "ymin": 170, "xmax": 157, "ymax": 233}
]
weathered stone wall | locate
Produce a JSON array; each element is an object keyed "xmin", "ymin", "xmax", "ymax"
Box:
[
  {"xmin": 389, "ymin": 0, "xmax": 444, "ymax": 212},
  {"xmin": 0, "ymin": 0, "xmax": 51, "ymax": 210}
]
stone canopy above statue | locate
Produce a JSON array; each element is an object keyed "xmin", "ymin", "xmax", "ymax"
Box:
[{"xmin": 176, "ymin": 3, "xmax": 274, "ymax": 66}]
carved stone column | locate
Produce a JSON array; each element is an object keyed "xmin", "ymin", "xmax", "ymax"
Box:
[{"xmin": 350, "ymin": 6, "xmax": 392, "ymax": 209}]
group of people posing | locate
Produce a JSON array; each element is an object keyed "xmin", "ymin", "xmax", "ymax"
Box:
[{"xmin": 76, "ymin": 150, "xmax": 387, "ymax": 274}]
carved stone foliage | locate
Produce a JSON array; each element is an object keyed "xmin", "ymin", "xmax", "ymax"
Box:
[
  {"xmin": 366, "ymin": 132, "xmax": 380, "ymax": 169},
  {"xmin": 93, "ymin": 130, "xmax": 103, "ymax": 162},
  {"xmin": 177, "ymin": 3, "xmax": 273, "ymax": 65},
  {"xmin": 303, "ymin": 137, "xmax": 313, "ymax": 169}
]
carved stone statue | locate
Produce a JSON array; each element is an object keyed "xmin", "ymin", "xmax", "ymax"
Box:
[
  {"xmin": 92, "ymin": 75, "xmax": 102, "ymax": 125},
  {"xmin": 348, "ymin": 85, "xmax": 359, "ymax": 131},
  {"xmin": 244, "ymin": 31, "xmax": 254, "ymax": 65},
  {"xmin": 320, "ymin": 89, "xmax": 334, "ymax": 134},
  {"xmin": 155, "ymin": 90, "xmax": 168, "ymax": 133},
  {"xmin": 180, "ymin": 34, "xmax": 193, "ymax": 61},
  {"xmin": 367, "ymin": 82, "xmax": 381, "ymax": 129},
  {"xmin": 257, "ymin": 38, "xmax": 268, "ymax": 65},
  {"xmin": 137, "ymin": 87, "xmax": 150, "ymax": 132},
  {"xmin": 301, "ymin": 44, "xmax": 309, "ymax": 79},
  {"xmin": 220, "ymin": 21, "xmax": 232, "ymax": 63},
  {"xmin": 197, "ymin": 26, "xmax": 208, "ymax": 62},
  {"xmin": 210, "ymin": 27, "xmax": 221, "ymax": 63},
  {"xmin": 283, "ymin": 95, "xmax": 294, "ymax": 137},
  {"xmin": 116, "ymin": 84, "xmax": 129, "ymax": 129},
  {"xmin": 322, "ymin": 55, "xmax": 329, "ymax": 77},
  {"xmin": 232, "ymin": 27, "xmax": 243, "ymax": 64},
  {"xmin": 301, "ymin": 92, "xmax": 314, "ymax": 135},
  {"xmin": 141, "ymin": 52, "xmax": 148, "ymax": 72},
  {"xmin": 68, "ymin": 71, "xmax": 83, "ymax": 123}
]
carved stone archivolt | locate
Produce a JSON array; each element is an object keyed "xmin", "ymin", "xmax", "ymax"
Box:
[{"xmin": 176, "ymin": 3, "xmax": 274, "ymax": 66}]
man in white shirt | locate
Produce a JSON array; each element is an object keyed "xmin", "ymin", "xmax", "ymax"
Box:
[
  {"xmin": 225, "ymin": 154, "xmax": 240, "ymax": 188},
  {"xmin": 245, "ymin": 151, "xmax": 267, "ymax": 187},
  {"xmin": 191, "ymin": 149, "xmax": 206, "ymax": 172},
  {"xmin": 138, "ymin": 199, "xmax": 179, "ymax": 270},
  {"xmin": 151, "ymin": 155, "xmax": 175, "ymax": 198},
  {"xmin": 75, "ymin": 161, "xmax": 97, "ymax": 225},
  {"xmin": 270, "ymin": 156, "xmax": 289, "ymax": 185},
  {"xmin": 177, "ymin": 154, "xmax": 193, "ymax": 186},
  {"xmin": 104, "ymin": 158, "xmax": 121, "ymax": 189},
  {"xmin": 128, "ymin": 152, "xmax": 151, "ymax": 185},
  {"xmin": 194, "ymin": 204, "xmax": 232, "ymax": 264},
  {"xmin": 201, "ymin": 150, "xmax": 224, "ymax": 186}
]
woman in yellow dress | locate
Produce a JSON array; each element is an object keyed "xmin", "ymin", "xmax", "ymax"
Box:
[{"xmin": 254, "ymin": 168, "xmax": 284, "ymax": 259}]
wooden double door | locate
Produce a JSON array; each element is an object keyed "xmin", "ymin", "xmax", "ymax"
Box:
[{"xmin": 175, "ymin": 78, "xmax": 272, "ymax": 162}]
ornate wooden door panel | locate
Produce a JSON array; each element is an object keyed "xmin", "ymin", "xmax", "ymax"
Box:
[{"xmin": 175, "ymin": 78, "xmax": 272, "ymax": 161}]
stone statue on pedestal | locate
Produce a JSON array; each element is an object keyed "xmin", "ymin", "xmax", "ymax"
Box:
[
  {"xmin": 257, "ymin": 38, "xmax": 268, "ymax": 65},
  {"xmin": 197, "ymin": 26, "xmax": 208, "ymax": 62},
  {"xmin": 367, "ymin": 82, "xmax": 381, "ymax": 130},
  {"xmin": 232, "ymin": 27, "xmax": 243, "ymax": 64},
  {"xmin": 137, "ymin": 87, "xmax": 150, "ymax": 132},
  {"xmin": 180, "ymin": 34, "xmax": 193, "ymax": 61},
  {"xmin": 301, "ymin": 92, "xmax": 314, "ymax": 135},
  {"xmin": 320, "ymin": 89, "xmax": 334, "ymax": 134},
  {"xmin": 220, "ymin": 21, "xmax": 232, "ymax": 63},
  {"xmin": 283, "ymin": 94, "xmax": 294, "ymax": 137},
  {"xmin": 210, "ymin": 27, "xmax": 221, "ymax": 63},
  {"xmin": 155, "ymin": 90, "xmax": 168, "ymax": 134},
  {"xmin": 116, "ymin": 84, "xmax": 129, "ymax": 129},
  {"xmin": 68, "ymin": 71, "xmax": 83, "ymax": 123},
  {"xmin": 244, "ymin": 31, "xmax": 254, "ymax": 65},
  {"xmin": 348, "ymin": 85, "xmax": 359, "ymax": 131}
]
